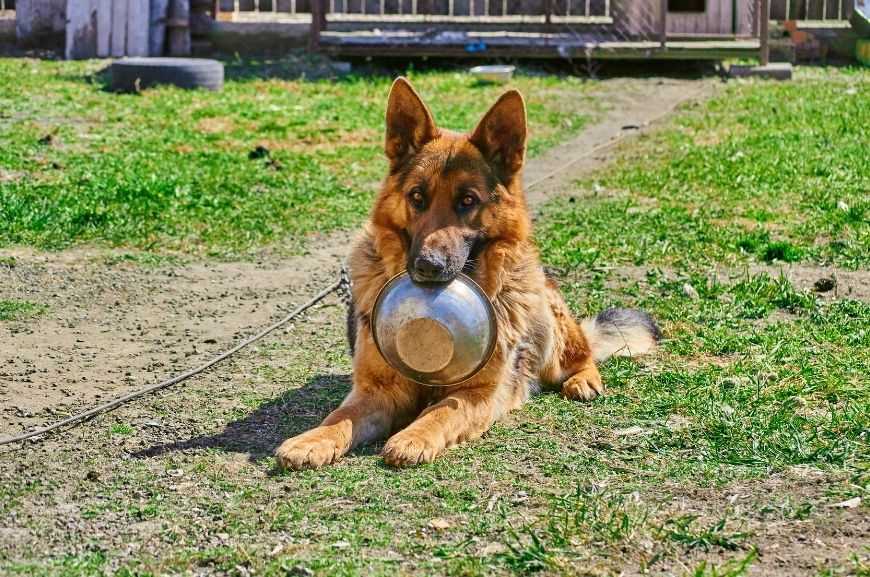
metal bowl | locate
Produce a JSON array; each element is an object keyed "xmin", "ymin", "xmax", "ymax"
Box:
[
  {"xmin": 469, "ymin": 65, "xmax": 516, "ymax": 84},
  {"xmin": 371, "ymin": 272, "xmax": 497, "ymax": 386}
]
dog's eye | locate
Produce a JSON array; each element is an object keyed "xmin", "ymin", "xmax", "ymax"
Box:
[
  {"xmin": 408, "ymin": 189, "xmax": 426, "ymax": 209},
  {"xmin": 459, "ymin": 194, "xmax": 478, "ymax": 209}
]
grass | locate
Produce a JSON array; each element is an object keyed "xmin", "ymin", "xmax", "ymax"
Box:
[
  {"xmin": 0, "ymin": 57, "xmax": 595, "ymax": 255},
  {"xmin": 1, "ymin": 65, "xmax": 869, "ymax": 576},
  {"xmin": 537, "ymin": 67, "xmax": 869, "ymax": 270},
  {"xmin": 0, "ymin": 298, "xmax": 46, "ymax": 321}
]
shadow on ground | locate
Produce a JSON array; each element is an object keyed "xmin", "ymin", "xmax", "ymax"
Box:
[{"xmin": 134, "ymin": 373, "xmax": 351, "ymax": 463}]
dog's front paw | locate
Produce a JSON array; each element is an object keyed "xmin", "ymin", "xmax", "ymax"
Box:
[
  {"xmin": 382, "ymin": 430, "xmax": 442, "ymax": 467},
  {"xmin": 276, "ymin": 429, "xmax": 345, "ymax": 470},
  {"xmin": 562, "ymin": 368, "xmax": 604, "ymax": 402}
]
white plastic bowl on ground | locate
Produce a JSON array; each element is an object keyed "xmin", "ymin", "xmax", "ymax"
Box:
[{"xmin": 469, "ymin": 65, "xmax": 516, "ymax": 84}]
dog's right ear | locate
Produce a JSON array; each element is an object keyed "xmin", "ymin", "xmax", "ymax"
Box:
[{"xmin": 385, "ymin": 77, "xmax": 437, "ymax": 165}]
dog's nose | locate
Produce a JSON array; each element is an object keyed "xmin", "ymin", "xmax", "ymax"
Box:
[{"xmin": 412, "ymin": 255, "xmax": 446, "ymax": 282}]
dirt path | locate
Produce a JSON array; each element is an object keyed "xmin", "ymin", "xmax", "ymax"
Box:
[{"xmin": 0, "ymin": 76, "xmax": 721, "ymax": 438}]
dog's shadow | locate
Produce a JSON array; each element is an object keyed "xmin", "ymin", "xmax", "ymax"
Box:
[{"xmin": 134, "ymin": 373, "xmax": 360, "ymax": 466}]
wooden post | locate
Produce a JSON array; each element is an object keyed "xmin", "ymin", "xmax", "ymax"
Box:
[
  {"xmin": 759, "ymin": 0, "xmax": 769, "ymax": 65},
  {"xmin": 309, "ymin": 0, "xmax": 322, "ymax": 51},
  {"xmin": 96, "ymin": 0, "xmax": 112, "ymax": 56},
  {"xmin": 65, "ymin": 0, "xmax": 98, "ymax": 58},
  {"xmin": 150, "ymin": 0, "xmax": 170, "ymax": 55},
  {"xmin": 111, "ymin": 0, "xmax": 128, "ymax": 56},
  {"xmin": 659, "ymin": 0, "xmax": 667, "ymax": 48},
  {"xmin": 168, "ymin": 0, "xmax": 190, "ymax": 55},
  {"xmin": 128, "ymin": 0, "xmax": 150, "ymax": 55}
]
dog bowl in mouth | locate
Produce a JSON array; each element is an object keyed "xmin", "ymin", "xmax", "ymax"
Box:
[{"xmin": 371, "ymin": 271, "xmax": 497, "ymax": 386}]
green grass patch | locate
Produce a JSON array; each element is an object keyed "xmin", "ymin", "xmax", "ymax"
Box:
[
  {"xmin": 0, "ymin": 298, "xmax": 46, "ymax": 321},
  {"xmin": 538, "ymin": 68, "xmax": 870, "ymax": 270},
  {"xmin": 0, "ymin": 59, "xmax": 595, "ymax": 254}
]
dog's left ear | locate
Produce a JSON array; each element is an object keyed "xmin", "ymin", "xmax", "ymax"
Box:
[{"xmin": 469, "ymin": 90, "xmax": 527, "ymax": 181}]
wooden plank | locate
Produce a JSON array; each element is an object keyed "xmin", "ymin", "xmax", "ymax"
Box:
[
  {"xmin": 319, "ymin": 31, "xmax": 760, "ymax": 59},
  {"xmin": 659, "ymin": 0, "xmax": 666, "ymax": 44},
  {"xmin": 97, "ymin": 0, "xmax": 112, "ymax": 56},
  {"xmin": 66, "ymin": 0, "xmax": 98, "ymax": 59},
  {"xmin": 760, "ymin": 0, "xmax": 769, "ymax": 64},
  {"xmin": 309, "ymin": 0, "xmax": 321, "ymax": 47},
  {"xmin": 150, "ymin": 0, "xmax": 170, "ymax": 55},
  {"xmin": 127, "ymin": 0, "xmax": 149, "ymax": 54},
  {"xmin": 111, "ymin": 0, "xmax": 128, "ymax": 55},
  {"xmin": 168, "ymin": 0, "xmax": 191, "ymax": 54}
]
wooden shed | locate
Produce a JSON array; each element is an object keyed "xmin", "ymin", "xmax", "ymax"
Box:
[{"xmin": 221, "ymin": 0, "xmax": 853, "ymax": 60}]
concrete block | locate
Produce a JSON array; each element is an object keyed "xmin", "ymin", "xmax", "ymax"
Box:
[{"xmin": 729, "ymin": 62, "xmax": 793, "ymax": 81}]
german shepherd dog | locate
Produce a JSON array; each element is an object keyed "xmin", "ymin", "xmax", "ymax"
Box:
[{"xmin": 276, "ymin": 78, "xmax": 660, "ymax": 469}]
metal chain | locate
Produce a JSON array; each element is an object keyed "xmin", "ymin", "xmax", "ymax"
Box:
[{"xmin": 0, "ymin": 270, "xmax": 347, "ymax": 448}]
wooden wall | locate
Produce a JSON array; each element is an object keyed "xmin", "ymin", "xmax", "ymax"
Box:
[
  {"xmin": 66, "ymin": 0, "xmax": 150, "ymax": 58},
  {"xmin": 667, "ymin": 0, "xmax": 734, "ymax": 35},
  {"xmin": 15, "ymin": 0, "xmax": 65, "ymax": 45},
  {"xmin": 770, "ymin": 0, "xmax": 853, "ymax": 20},
  {"xmin": 220, "ymin": 0, "xmax": 610, "ymax": 16}
]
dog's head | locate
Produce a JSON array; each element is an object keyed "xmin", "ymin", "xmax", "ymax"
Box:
[{"xmin": 374, "ymin": 77, "xmax": 529, "ymax": 284}]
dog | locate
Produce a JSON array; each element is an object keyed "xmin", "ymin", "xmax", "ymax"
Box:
[{"xmin": 276, "ymin": 77, "xmax": 660, "ymax": 469}]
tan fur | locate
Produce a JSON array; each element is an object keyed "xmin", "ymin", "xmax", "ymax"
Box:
[{"xmin": 276, "ymin": 78, "xmax": 656, "ymax": 469}]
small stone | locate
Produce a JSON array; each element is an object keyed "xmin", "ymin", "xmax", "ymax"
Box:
[
  {"xmin": 428, "ymin": 518, "xmax": 451, "ymax": 530},
  {"xmin": 682, "ymin": 283, "xmax": 700, "ymax": 300},
  {"xmin": 480, "ymin": 542, "xmax": 507, "ymax": 555},
  {"xmin": 830, "ymin": 497, "xmax": 861, "ymax": 508},
  {"xmin": 614, "ymin": 425, "xmax": 650, "ymax": 436},
  {"xmin": 665, "ymin": 414, "xmax": 691, "ymax": 431},
  {"xmin": 837, "ymin": 200, "xmax": 849, "ymax": 211}
]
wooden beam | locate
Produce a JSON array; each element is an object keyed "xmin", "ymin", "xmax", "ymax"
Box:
[
  {"xmin": 66, "ymin": 0, "xmax": 98, "ymax": 59},
  {"xmin": 127, "ymin": 0, "xmax": 149, "ymax": 55},
  {"xmin": 310, "ymin": 0, "xmax": 322, "ymax": 50},
  {"xmin": 168, "ymin": 0, "xmax": 191, "ymax": 55},
  {"xmin": 318, "ymin": 34, "xmax": 761, "ymax": 60},
  {"xmin": 96, "ymin": 0, "xmax": 112, "ymax": 57},
  {"xmin": 111, "ymin": 0, "xmax": 128, "ymax": 56},
  {"xmin": 659, "ymin": 0, "xmax": 667, "ymax": 47},
  {"xmin": 150, "ymin": 0, "xmax": 170, "ymax": 55},
  {"xmin": 759, "ymin": 0, "xmax": 769, "ymax": 65}
]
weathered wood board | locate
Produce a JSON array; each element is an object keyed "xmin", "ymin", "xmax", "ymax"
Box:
[
  {"xmin": 110, "ymin": 0, "xmax": 129, "ymax": 55},
  {"xmin": 127, "ymin": 0, "xmax": 150, "ymax": 54},
  {"xmin": 66, "ymin": 0, "xmax": 98, "ymax": 58}
]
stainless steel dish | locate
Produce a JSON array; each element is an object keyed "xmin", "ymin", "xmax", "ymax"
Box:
[
  {"xmin": 469, "ymin": 65, "xmax": 516, "ymax": 84},
  {"xmin": 371, "ymin": 272, "xmax": 497, "ymax": 386}
]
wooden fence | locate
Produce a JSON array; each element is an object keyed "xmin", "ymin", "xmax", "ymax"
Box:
[
  {"xmin": 220, "ymin": 0, "xmax": 853, "ymax": 21},
  {"xmin": 219, "ymin": 0, "xmax": 613, "ymax": 20},
  {"xmin": 770, "ymin": 0, "xmax": 853, "ymax": 21}
]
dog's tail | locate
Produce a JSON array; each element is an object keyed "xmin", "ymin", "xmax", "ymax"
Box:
[{"xmin": 581, "ymin": 308, "xmax": 662, "ymax": 363}]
